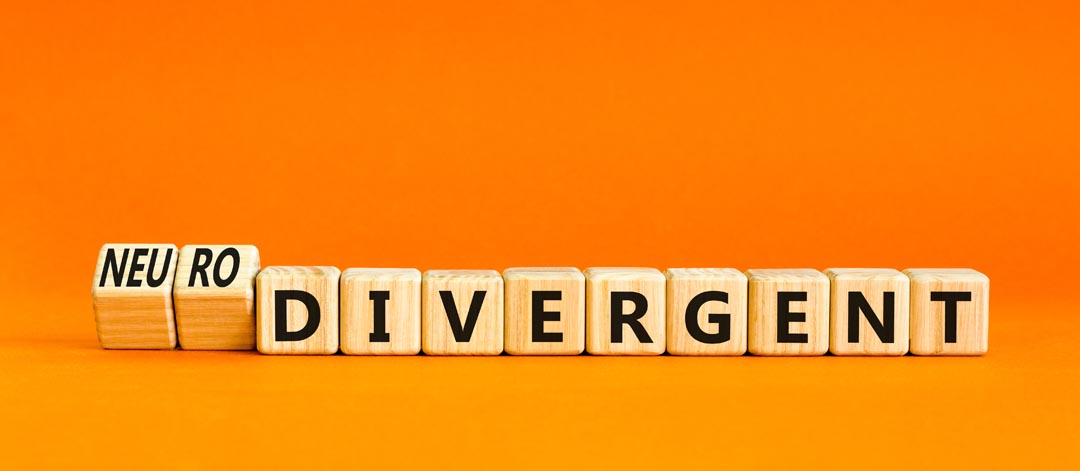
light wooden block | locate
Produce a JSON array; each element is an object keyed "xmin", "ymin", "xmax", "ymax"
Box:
[
  {"xmin": 173, "ymin": 245, "xmax": 260, "ymax": 350},
  {"xmin": 503, "ymin": 267, "xmax": 585, "ymax": 355},
  {"xmin": 585, "ymin": 267, "xmax": 665, "ymax": 355},
  {"xmin": 747, "ymin": 269, "xmax": 829, "ymax": 356},
  {"xmin": 422, "ymin": 270, "xmax": 504, "ymax": 355},
  {"xmin": 256, "ymin": 266, "xmax": 340, "ymax": 355},
  {"xmin": 92, "ymin": 243, "xmax": 179, "ymax": 349},
  {"xmin": 826, "ymin": 268, "xmax": 909, "ymax": 356},
  {"xmin": 665, "ymin": 268, "xmax": 747, "ymax": 356},
  {"xmin": 905, "ymin": 268, "xmax": 989, "ymax": 355},
  {"xmin": 340, "ymin": 268, "xmax": 422, "ymax": 355}
]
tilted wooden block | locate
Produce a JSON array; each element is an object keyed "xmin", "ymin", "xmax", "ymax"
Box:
[
  {"xmin": 906, "ymin": 268, "xmax": 989, "ymax": 355},
  {"xmin": 503, "ymin": 267, "xmax": 585, "ymax": 355},
  {"xmin": 422, "ymin": 270, "xmax": 504, "ymax": 355},
  {"xmin": 665, "ymin": 268, "xmax": 747, "ymax": 356},
  {"xmin": 92, "ymin": 243, "xmax": 179, "ymax": 349},
  {"xmin": 585, "ymin": 267, "xmax": 665, "ymax": 355},
  {"xmin": 256, "ymin": 266, "xmax": 340, "ymax": 355},
  {"xmin": 826, "ymin": 268, "xmax": 909, "ymax": 356},
  {"xmin": 340, "ymin": 268, "xmax": 422, "ymax": 355},
  {"xmin": 747, "ymin": 269, "xmax": 829, "ymax": 356},
  {"xmin": 173, "ymin": 245, "xmax": 260, "ymax": 350}
]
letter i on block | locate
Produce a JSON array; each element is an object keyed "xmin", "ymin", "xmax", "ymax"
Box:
[
  {"xmin": 256, "ymin": 266, "xmax": 341, "ymax": 354},
  {"xmin": 747, "ymin": 269, "xmax": 829, "ymax": 356},
  {"xmin": 340, "ymin": 268, "xmax": 421, "ymax": 355},
  {"xmin": 665, "ymin": 269, "xmax": 747, "ymax": 355},
  {"xmin": 905, "ymin": 269, "xmax": 989, "ymax": 355},
  {"xmin": 503, "ymin": 267, "xmax": 585, "ymax": 355},
  {"xmin": 826, "ymin": 268, "xmax": 909, "ymax": 356},
  {"xmin": 585, "ymin": 268, "xmax": 665, "ymax": 355},
  {"xmin": 422, "ymin": 270, "xmax": 504, "ymax": 355},
  {"xmin": 173, "ymin": 245, "xmax": 261, "ymax": 350},
  {"xmin": 92, "ymin": 244, "xmax": 179, "ymax": 349}
]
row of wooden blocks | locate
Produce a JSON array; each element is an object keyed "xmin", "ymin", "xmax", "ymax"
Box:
[{"xmin": 92, "ymin": 244, "xmax": 989, "ymax": 355}]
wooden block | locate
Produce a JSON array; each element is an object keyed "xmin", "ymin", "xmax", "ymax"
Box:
[
  {"xmin": 747, "ymin": 269, "xmax": 829, "ymax": 356},
  {"xmin": 340, "ymin": 268, "xmax": 421, "ymax": 355},
  {"xmin": 173, "ymin": 245, "xmax": 260, "ymax": 350},
  {"xmin": 585, "ymin": 267, "xmax": 665, "ymax": 355},
  {"xmin": 826, "ymin": 268, "xmax": 909, "ymax": 356},
  {"xmin": 905, "ymin": 268, "xmax": 989, "ymax": 355},
  {"xmin": 422, "ymin": 270, "xmax": 504, "ymax": 355},
  {"xmin": 503, "ymin": 267, "xmax": 585, "ymax": 355},
  {"xmin": 256, "ymin": 266, "xmax": 340, "ymax": 355},
  {"xmin": 665, "ymin": 268, "xmax": 747, "ymax": 356},
  {"xmin": 92, "ymin": 243, "xmax": 179, "ymax": 349}
]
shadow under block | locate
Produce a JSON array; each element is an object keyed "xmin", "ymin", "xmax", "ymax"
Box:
[
  {"xmin": 422, "ymin": 270, "xmax": 504, "ymax": 355},
  {"xmin": 340, "ymin": 268, "xmax": 422, "ymax": 355},
  {"xmin": 585, "ymin": 268, "xmax": 666, "ymax": 355},
  {"xmin": 173, "ymin": 245, "xmax": 260, "ymax": 350},
  {"xmin": 503, "ymin": 267, "xmax": 585, "ymax": 355},
  {"xmin": 826, "ymin": 268, "xmax": 910, "ymax": 356},
  {"xmin": 905, "ymin": 268, "xmax": 989, "ymax": 356},
  {"xmin": 747, "ymin": 269, "xmax": 829, "ymax": 356},
  {"xmin": 665, "ymin": 268, "xmax": 747, "ymax": 356},
  {"xmin": 256, "ymin": 266, "xmax": 340, "ymax": 355},
  {"xmin": 92, "ymin": 243, "xmax": 179, "ymax": 349}
]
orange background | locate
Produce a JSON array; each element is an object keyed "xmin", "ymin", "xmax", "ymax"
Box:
[{"xmin": 1, "ymin": 0, "xmax": 1078, "ymax": 468}]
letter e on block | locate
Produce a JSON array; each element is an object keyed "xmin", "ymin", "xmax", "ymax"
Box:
[
  {"xmin": 92, "ymin": 243, "xmax": 179, "ymax": 349},
  {"xmin": 256, "ymin": 266, "xmax": 340, "ymax": 354},
  {"xmin": 503, "ymin": 267, "xmax": 585, "ymax": 355},
  {"xmin": 747, "ymin": 269, "xmax": 829, "ymax": 356}
]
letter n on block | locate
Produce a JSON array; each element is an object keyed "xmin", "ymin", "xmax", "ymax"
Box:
[
  {"xmin": 905, "ymin": 268, "xmax": 989, "ymax": 356},
  {"xmin": 665, "ymin": 268, "xmax": 747, "ymax": 355},
  {"xmin": 92, "ymin": 243, "xmax": 179, "ymax": 349},
  {"xmin": 256, "ymin": 266, "xmax": 340, "ymax": 354},
  {"xmin": 585, "ymin": 268, "xmax": 665, "ymax": 355},
  {"xmin": 747, "ymin": 269, "xmax": 829, "ymax": 356},
  {"xmin": 422, "ymin": 270, "xmax": 504, "ymax": 355},
  {"xmin": 826, "ymin": 268, "xmax": 909, "ymax": 356}
]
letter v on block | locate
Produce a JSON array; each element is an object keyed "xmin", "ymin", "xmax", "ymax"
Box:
[
  {"xmin": 439, "ymin": 290, "xmax": 487, "ymax": 342},
  {"xmin": 422, "ymin": 270, "xmax": 503, "ymax": 355}
]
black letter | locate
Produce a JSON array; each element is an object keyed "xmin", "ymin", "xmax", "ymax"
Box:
[
  {"xmin": 847, "ymin": 292, "xmax": 895, "ymax": 343},
  {"xmin": 440, "ymin": 290, "xmax": 486, "ymax": 342},
  {"xmin": 145, "ymin": 248, "xmax": 172, "ymax": 288},
  {"xmin": 931, "ymin": 291, "xmax": 972, "ymax": 343},
  {"xmin": 531, "ymin": 291, "xmax": 563, "ymax": 342},
  {"xmin": 685, "ymin": 291, "xmax": 731, "ymax": 344},
  {"xmin": 369, "ymin": 291, "xmax": 391, "ymax": 342},
  {"xmin": 126, "ymin": 248, "xmax": 148, "ymax": 287},
  {"xmin": 611, "ymin": 292, "xmax": 652, "ymax": 343},
  {"xmin": 777, "ymin": 291, "xmax": 808, "ymax": 343},
  {"xmin": 189, "ymin": 248, "xmax": 213, "ymax": 287},
  {"xmin": 99, "ymin": 248, "xmax": 128, "ymax": 287},
  {"xmin": 274, "ymin": 290, "xmax": 321, "ymax": 341},
  {"xmin": 212, "ymin": 247, "xmax": 240, "ymax": 287}
]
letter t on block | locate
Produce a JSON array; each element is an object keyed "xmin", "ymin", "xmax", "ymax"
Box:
[
  {"xmin": 905, "ymin": 268, "xmax": 989, "ymax": 356},
  {"xmin": 256, "ymin": 266, "xmax": 341, "ymax": 355}
]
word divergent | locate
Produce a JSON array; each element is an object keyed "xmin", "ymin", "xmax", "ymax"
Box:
[{"xmin": 91, "ymin": 244, "xmax": 989, "ymax": 356}]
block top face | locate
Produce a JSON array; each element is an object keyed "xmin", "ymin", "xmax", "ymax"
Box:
[
  {"xmin": 423, "ymin": 270, "xmax": 502, "ymax": 281},
  {"xmin": 174, "ymin": 245, "xmax": 260, "ymax": 293},
  {"xmin": 257, "ymin": 266, "xmax": 341, "ymax": 279},
  {"xmin": 584, "ymin": 267, "xmax": 664, "ymax": 281},
  {"xmin": 903, "ymin": 268, "xmax": 989, "ymax": 283},
  {"xmin": 745, "ymin": 268, "xmax": 828, "ymax": 282},
  {"xmin": 342, "ymin": 268, "xmax": 421, "ymax": 282},
  {"xmin": 665, "ymin": 268, "xmax": 746, "ymax": 280},
  {"xmin": 93, "ymin": 243, "xmax": 179, "ymax": 294},
  {"xmin": 503, "ymin": 267, "xmax": 584, "ymax": 281},
  {"xmin": 825, "ymin": 268, "xmax": 906, "ymax": 281}
]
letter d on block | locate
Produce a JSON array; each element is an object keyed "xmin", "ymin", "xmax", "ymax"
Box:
[{"xmin": 256, "ymin": 266, "xmax": 340, "ymax": 354}]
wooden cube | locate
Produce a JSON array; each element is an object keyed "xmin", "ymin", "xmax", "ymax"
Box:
[
  {"xmin": 422, "ymin": 270, "xmax": 504, "ymax": 355},
  {"xmin": 92, "ymin": 243, "xmax": 179, "ymax": 349},
  {"xmin": 826, "ymin": 268, "xmax": 909, "ymax": 356},
  {"xmin": 340, "ymin": 268, "xmax": 422, "ymax": 355},
  {"xmin": 905, "ymin": 268, "xmax": 989, "ymax": 355},
  {"xmin": 503, "ymin": 267, "xmax": 585, "ymax": 355},
  {"xmin": 665, "ymin": 268, "xmax": 747, "ymax": 356},
  {"xmin": 747, "ymin": 269, "xmax": 829, "ymax": 356},
  {"xmin": 585, "ymin": 267, "xmax": 665, "ymax": 355},
  {"xmin": 173, "ymin": 245, "xmax": 260, "ymax": 350},
  {"xmin": 256, "ymin": 266, "xmax": 340, "ymax": 355}
]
